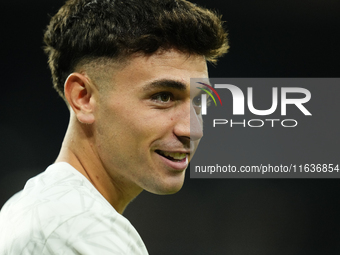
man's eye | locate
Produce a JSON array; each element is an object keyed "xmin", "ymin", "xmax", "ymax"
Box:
[
  {"xmin": 193, "ymin": 94, "xmax": 212, "ymax": 107},
  {"xmin": 152, "ymin": 92, "xmax": 173, "ymax": 103},
  {"xmin": 193, "ymin": 95, "xmax": 201, "ymax": 107}
]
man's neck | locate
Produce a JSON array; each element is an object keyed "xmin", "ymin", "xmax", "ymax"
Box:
[{"xmin": 55, "ymin": 120, "xmax": 143, "ymax": 214}]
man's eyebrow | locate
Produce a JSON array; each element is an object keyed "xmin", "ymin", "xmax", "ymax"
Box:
[
  {"xmin": 143, "ymin": 79, "xmax": 187, "ymax": 92},
  {"xmin": 196, "ymin": 82, "xmax": 213, "ymax": 94}
]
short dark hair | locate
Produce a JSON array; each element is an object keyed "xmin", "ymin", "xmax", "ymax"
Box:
[{"xmin": 43, "ymin": 0, "xmax": 229, "ymax": 99}]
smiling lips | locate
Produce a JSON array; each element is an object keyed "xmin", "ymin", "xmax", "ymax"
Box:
[{"xmin": 156, "ymin": 150, "xmax": 188, "ymax": 162}]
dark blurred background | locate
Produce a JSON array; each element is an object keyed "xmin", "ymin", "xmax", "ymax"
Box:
[{"xmin": 1, "ymin": 0, "xmax": 340, "ymax": 254}]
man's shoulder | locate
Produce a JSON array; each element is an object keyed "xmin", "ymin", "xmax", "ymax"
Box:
[
  {"xmin": 2, "ymin": 162, "xmax": 112, "ymax": 217},
  {"xmin": 0, "ymin": 163, "xmax": 148, "ymax": 254}
]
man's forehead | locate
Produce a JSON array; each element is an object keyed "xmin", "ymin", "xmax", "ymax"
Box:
[
  {"xmin": 88, "ymin": 49, "xmax": 208, "ymax": 94},
  {"xmin": 123, "ymin": 49, "xmax": 207, "ymax": 70}
]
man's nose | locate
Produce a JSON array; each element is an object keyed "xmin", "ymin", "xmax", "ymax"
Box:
[
  {"xmin": 190, "ymin": 103, "xmax": 203, "ymax": 141},
  {"xmin": 173, "ymin": 102, "xmax": 203, "ymax": 142}
]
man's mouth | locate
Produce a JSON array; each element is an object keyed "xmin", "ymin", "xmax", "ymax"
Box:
[{"xmin": 155, "ymin": 150, "xmax": 187, "ymax": 162}]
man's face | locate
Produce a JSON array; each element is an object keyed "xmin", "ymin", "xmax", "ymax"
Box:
[{"xmin": 93, "ymin": 49, "xmax": 206, "ymax": 194}]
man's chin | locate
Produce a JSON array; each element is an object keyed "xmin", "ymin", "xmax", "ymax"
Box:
[{"xmin": 145, "ymin": 175, "xmax": 186, "ymax": 195}]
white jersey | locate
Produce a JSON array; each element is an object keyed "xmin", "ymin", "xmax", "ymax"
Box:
[{"xmin": 0, "ymin": 162, "xmax": 148, "ymax": 255}]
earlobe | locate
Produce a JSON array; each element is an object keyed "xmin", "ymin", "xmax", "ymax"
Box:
[{"xmin": 64, "ymin": 73, "xmax": 95, "ymax": 124}]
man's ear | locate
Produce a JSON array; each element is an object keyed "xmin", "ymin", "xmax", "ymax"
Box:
[{"xmin": 64, "ymin": 73, "xmax": 96, "ymax": 124}]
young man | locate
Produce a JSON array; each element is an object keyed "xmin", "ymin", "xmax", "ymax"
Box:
[{"xmin": 0, "ymin": 0, "xmax": 228, "ymax": 253}]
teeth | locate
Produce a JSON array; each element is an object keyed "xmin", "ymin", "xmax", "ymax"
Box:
[{"xmin": 161, "ymin": 151, "xmax": 187, "ymax": 160}]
